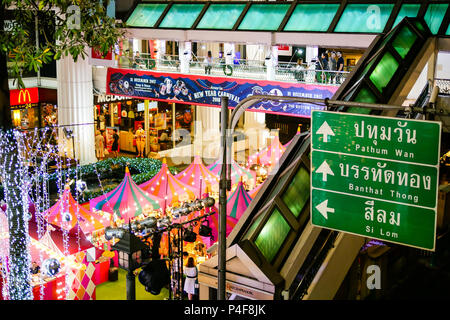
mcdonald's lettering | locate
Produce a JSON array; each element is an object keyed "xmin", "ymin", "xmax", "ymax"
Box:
[{"xmin": 10, "ymin": 87, "xmax": 39, "ymax": 106}]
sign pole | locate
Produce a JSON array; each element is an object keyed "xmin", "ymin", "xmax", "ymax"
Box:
[{"xmin": 218, "ymin": 96, "xmax": 228, "ymax": 300}]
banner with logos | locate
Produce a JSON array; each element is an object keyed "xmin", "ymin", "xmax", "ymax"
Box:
[{"xmin": 106, "ymin": 68, "xmax": 339, "ymax": 118}]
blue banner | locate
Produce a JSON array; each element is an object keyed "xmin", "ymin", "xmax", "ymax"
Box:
[{"xmin": 107, "ymin": 68, "xmax": 339, "ymax": 117}]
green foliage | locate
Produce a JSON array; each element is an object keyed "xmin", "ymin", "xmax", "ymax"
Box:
[
  {"xmin": 2, "ymin": 0, "xmax": 125, "ymax": 87},
  {"xmin": 43, "ymin": 157, "xmax": 178, "ymax": 202}
]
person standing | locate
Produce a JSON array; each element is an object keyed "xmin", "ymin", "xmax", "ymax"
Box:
[
  {"xmin": 111, "ymin": 128, "xmax": 119, "ymax": 158},
  {"xmin": 135, "ymin": 125, "xmax": 146, "ymax": 158},
  {"xmin": 204, "ymin": 50, "xmax": 212, "ymax": 75},
  {"xmin": 183, "ymin": 257, "xmax": 198, "ymax": 300},
  {"xmin": 294, "ymin": 58, "xmax": 305, "ymax": 82},
  {"xmin": 95, "ymin": 130, "xmax": 105, "ymax": 160},
  {"xmin": 336, "ymin": 52, "xmax": 345, "ymax": 83},
  {"xmin": 329, "ymin": 52, "xmax": 337, "ymax": 84}
]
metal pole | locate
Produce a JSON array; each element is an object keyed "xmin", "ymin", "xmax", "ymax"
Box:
[
  {"xmin": 218, "ymin": 96, "xmax": 229, "ymax": 300},
  {"xmin": 126, "ymin": 268, "xmax": 136, "ymax": 300}
]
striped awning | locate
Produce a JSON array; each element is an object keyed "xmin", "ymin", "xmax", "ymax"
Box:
[
  {"xmin": 43, "ymin": 186, "xmax": 109, "ymax": 233},
  {"xmin": 227, "ymin": 181, "xmax": 252, "ymax": 220},
  {"xmin": 140, "ymin": 159, "xmax": 196, "ymax": 208},
  {"xmin": 175, "ymin": 155, "xmax": 219, "ymax": 197},
  {"xmin": 90, "ymin": 167, "xmax": 162, "ymax": 221}
]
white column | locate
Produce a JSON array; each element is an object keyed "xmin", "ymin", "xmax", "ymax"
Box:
[
  {"xmin": 195, "ymin": 105, "xmax": 221, "ymax": 161},
  {"xmin": 155, "ymin": 40, "xmax": 166, "ymax": 67},
  {"xmin": 244, "ymin": 111, "xmax": 268, "ymax": 156},
  {"xmin": 306, "ymin": 46, "xmax": 319, "ymax": 66},
  {"xmin": 224, "ymin": 43, "xmax": 235, "ymax": 65},
  {"xmin": 57, "ymin": 51, "xmax": 97, "ymax": 165},
  {"xmin": 265, "ymin": 46, "xmax": 278, "ymax": 81},
  {"xmin": 179, "ymin": 41, "xmax": 192, "ymax": 74}
]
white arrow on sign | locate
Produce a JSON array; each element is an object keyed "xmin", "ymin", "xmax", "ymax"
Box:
[
  {"xmin": 315, "ymin": 199, "xmax": 335, "ymax": 220},
  {"xmin": 316, "ymin": 160, "xmax": 334, "ymax": 181},
  {"xmin": 316, "ymin": 121, "xmax": 335, "ymax": 142}
]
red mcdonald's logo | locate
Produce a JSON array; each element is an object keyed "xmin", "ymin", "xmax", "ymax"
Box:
[{"xmin": 10, "ymin": 87, "xmax": 39, "ymax": 106}]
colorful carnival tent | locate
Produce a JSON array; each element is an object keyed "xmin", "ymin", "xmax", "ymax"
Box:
[
  {"xmin": 139, "ymin": 158, "xmax": 196, "ymax": 210},
  {"xmin": 175, "ymin": 155, "xmax": 219, "ymax": 197},
  {"xmin": 247, "ymin": 135, "xmax": 286, "ymax": 169},
  {"xmin": 43, "ymin": 185, "xmax": 109, "ymax": 234},
  {"xmin": 227, "ymin": 180, "xmax": 252, "ymax": 220},
  {"xmin": 90, "ymin": 167, "xmax": 162, "ymax": 222},
  {"xmin": 207, "ymin": 158, "xmax": 256, "ymax": 189}
]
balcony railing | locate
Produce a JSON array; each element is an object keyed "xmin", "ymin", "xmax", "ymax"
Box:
[
  {"xmin": 117, "ymin": 54, "xmax": 350, "ymax": 85},
  {"xmin": 435, "ymin": 78, "xmax": 450, "ymax": 95}
]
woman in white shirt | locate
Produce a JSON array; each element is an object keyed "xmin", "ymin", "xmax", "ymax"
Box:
[{"xmin": 183, "ymin": 257, "xmax": 198, "ymax": 300}]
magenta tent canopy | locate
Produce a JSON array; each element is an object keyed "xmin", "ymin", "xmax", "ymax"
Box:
[
  {"xmin": 175, "ymin": 155, "xmax": 219, "ymax": 197},
  {"xmin": 207, "ymin": 158, "xmax": 256, "ymax": 188},
  {"xmin": 247, "ymin": 135, "xmax": 286, "ymax": 168},
  {"xmin": 90, "ymin": 167, "xmax": 163, "ymax": 222},
  {"xmin": 199, "ymin": 207, "xmax": 238, "ymax": 249},
  {"xmin": 227, "ymin": 181, "xmax": 252, "ymax": 220},
  {"xmin": 139, "ymin": 159, "xmax": 196, "ymax": 209},
  {"xmin": 43, "ymin": 186, "xmax": 109, "ymax": 234}
]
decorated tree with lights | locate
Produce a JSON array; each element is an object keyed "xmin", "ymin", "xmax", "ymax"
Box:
[{"xmin": 0, "ymin": 0, "xmax": 124, "ymax": 300}]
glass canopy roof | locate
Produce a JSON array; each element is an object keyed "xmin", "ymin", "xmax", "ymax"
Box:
[{"xmin": 125, "ymin": 1, "xmax": 450, "ymax": 36}]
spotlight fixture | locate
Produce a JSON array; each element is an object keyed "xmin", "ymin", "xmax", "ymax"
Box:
[
  {"xmin": 104, "ymin": 226, "xmax": 126, "ymax": 240},
  {"xmin": 183, "ymin": 227, "xmax": 197, "ymax": 243},
  {"xmin": 138, "ymin": 260, "xmax": 170, "ymax": 295},
  {"xmin": 198, "ymin": 219, "xmax": 212, "ymax": 237}
]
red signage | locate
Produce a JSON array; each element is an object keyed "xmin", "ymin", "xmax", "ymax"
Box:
[
  {"xmin": 9, "ymin": 87, "xmax": 39, "ymax": 106},
  {"xmin": 91, "ymin": 47, "xmax": 113, "ymax": 60}
]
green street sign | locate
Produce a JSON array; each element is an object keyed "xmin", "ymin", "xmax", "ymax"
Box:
[
  {"xmin": 311, "ymin": 189, "xmax": 436, "ymax": 250},
  {"xmin": 311, "ymin": 150, "xmax": 438, "ymax": 208},
  {"xmin": 311, "ymin": 110, "xmax": 441, "ymax": 251},
  {"xmin": 312, "ymin": 111, "xmax": 441, "ymax": 166}
]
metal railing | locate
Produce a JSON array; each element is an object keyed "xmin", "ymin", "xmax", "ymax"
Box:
[{"xmin": 117, "ymin": 54, "xmax": 350, "ymax": 85}]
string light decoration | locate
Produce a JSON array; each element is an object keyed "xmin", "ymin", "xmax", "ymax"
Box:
[{"xmin": 0, "ymin": 125, "xmax": 86, "ymax": 300}]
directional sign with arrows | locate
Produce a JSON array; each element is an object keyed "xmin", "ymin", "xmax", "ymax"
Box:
[{"xmin": 310, "ymin": 110, "xmax": 441, "ymax": 251}]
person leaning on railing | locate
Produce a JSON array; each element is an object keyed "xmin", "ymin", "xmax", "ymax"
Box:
[{"xmin": 294, "ymin": 58, "xmax": 305, "ymax": 82}]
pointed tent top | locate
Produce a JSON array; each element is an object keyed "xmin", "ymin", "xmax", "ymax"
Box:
[
  {"xmin": 162, "ymin": 157, "xmax": 167, "ymax": 164},
  {"xmin": 125, "ymin": 166, "xmax": 130, "ymax": 174},
  {"xmin": 297, "ymin": 124, "xmax": 302, "ymax": 133}
]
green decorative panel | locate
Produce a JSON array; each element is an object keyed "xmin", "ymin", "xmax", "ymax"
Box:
[
  {"xmin": 335, "ymin": 4, "xmax": 394, "ymax": 33},
  {"xmin": 369, "ymin": 52, "xmax": 399, "ymax": 93},
  {"xmin": 392, "ymin": 26, "xmax": 418, "ymax": 59},
  {"xmin": 346, "ymin": 87, "xmax": 377, "ymax": 114},
  {"xmin": 424, "ymin": 3, "xmax": 449, "ymax": 34},
  {"xmin": 284, "ymin": 4, "xmax": 339, "ymax": 32},
  {"xmin": 159, "ymin": 4, "xmax": 205, "ymax": 29},
  {"xmin": 254, "ymin": 208, "xmax": 291, "ymax": 263},
  {"xmin": 243, "ymin": 211, "xmax": 265, "ymax": 240},
  {"xmin": 392, "ymin": 4, "xmax": 420, "ymax": 29},
  {"xmin": 126, "ymin": 3, "xmax": 168, "ymax": 27},
  {"xmin": 281, "ymin": 166, "xmax": 310, "ymax": 218},
  {"xmin": 197, "ymin": 4, "xmax": 246, "ymax": 30},
  {"xmin": 238, "ymin": 4, "xmax": 290, "ymax": 31}
]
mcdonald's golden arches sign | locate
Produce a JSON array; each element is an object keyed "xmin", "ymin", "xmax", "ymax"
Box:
[{"xmin": 9, "ymin": 87, "xmax": 39, "ymax": 106}]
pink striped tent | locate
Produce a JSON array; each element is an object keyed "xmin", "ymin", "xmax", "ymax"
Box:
[
  {"xmin": 247, "ymin": 135, "xmax": 286, "ymax": 169},
  {"xmin": 207, "ymin": 158, "xmax": 256, "ymax": 189},
  {"xmin": 175, "ymin": 156, "xmax": 219, "ymax": 197},
  {"xmin": 139, "ymin": 159, "xmax": 196, "ymax": 210},
  {"xmin": 227, "ymin": 181, "xmax": 252, "ymax": 220},
  {"xmin": 43, "ymin": 186, "xmax": 109, "ymax": 234},
  {"xmin": 90, "ymin": 167, "xmax": 162, "ymax": 222}
]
